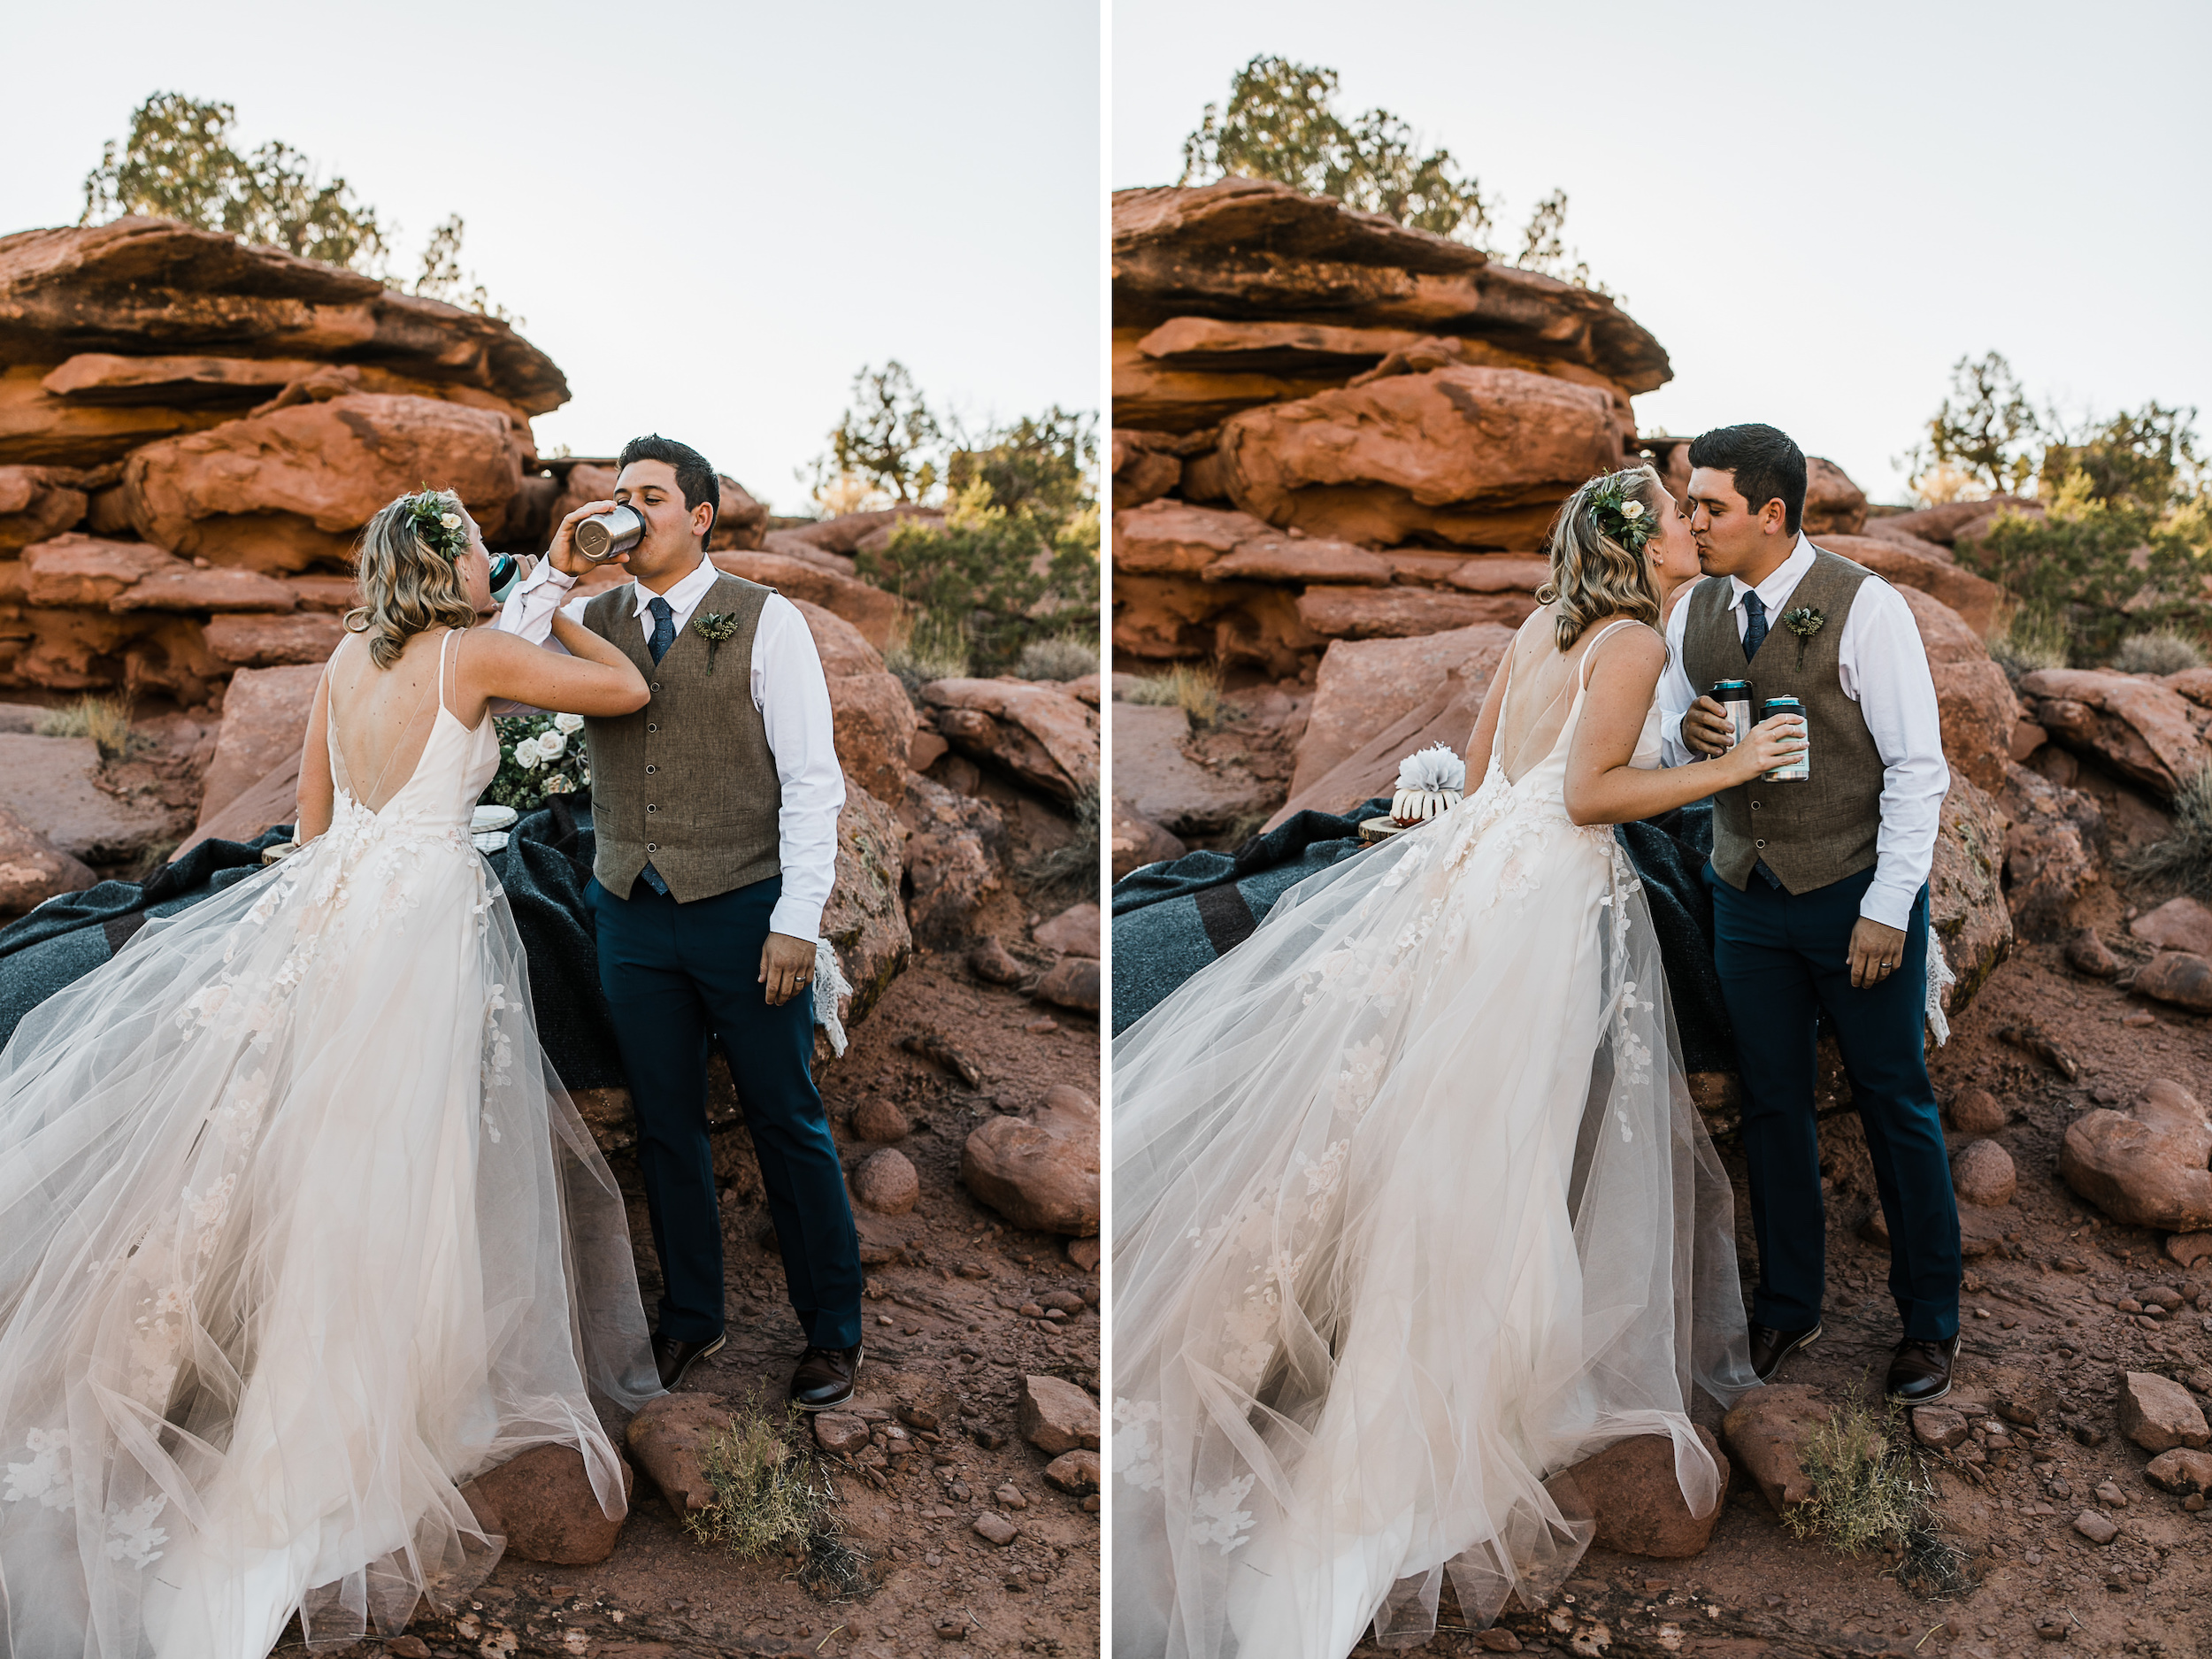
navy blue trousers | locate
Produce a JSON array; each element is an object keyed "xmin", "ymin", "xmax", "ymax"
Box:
[
  {"xmin": 586, "ymin": 872, "xmax": 864, "ymax": 1350},
  {"xmin": 1705, "ymin": 863, "xmax": 1960, "ymax": 1343}
]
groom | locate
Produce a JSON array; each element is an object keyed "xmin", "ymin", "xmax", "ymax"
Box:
[
  {"xmin": 499, "ymin": 434, "xmax": 864, "ymax": 1408},
  {"xmin": 1657, "ymin": 424, "xmax": 1961, "ymax": 1404}
]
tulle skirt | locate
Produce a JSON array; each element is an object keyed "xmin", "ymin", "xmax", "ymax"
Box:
[
  {"xmin": 1110, "ymin": 767, "xmax": 1755, "ymax": 1659},
  {"xmin": 0, "ymin": 799, "xmax": 658, "ymax": 1658}
]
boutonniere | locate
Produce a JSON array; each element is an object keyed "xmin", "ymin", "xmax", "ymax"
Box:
[
  {"xmin": 690, "ymin": 611, "xmax": 741, "ymax": 673},
  {"xmin": 1782, "ymin": 605, "xmax": 1825, "ymax": 668}
]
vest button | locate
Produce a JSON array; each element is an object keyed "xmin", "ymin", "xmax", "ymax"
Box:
[
  {"xmin": 1751, "ymin": 800, "xmax": 1761, "ymax": 810},
  {"xmin": 647, "ymin": 842, "xmax": 657, "ymax": 852},
  {"xmin": 650, "ymin": 682, "xmax": 661, "ymax": 693},
  {"xmin": 646, "ymin": 764, "xmax": 657, "ymax": 774},
  {"xmin": 1755, "ymin": 838, "xmax": 1768, "ymax": 849},
  {"xmin": 647, "ymin": 723, "xmax": 657, "ymax": 733},
  {"xmin": 647, "ymin": 804, "xmax": 657, "ymax": 813}
]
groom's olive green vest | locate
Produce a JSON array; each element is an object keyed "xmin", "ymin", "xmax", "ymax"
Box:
[
  {"xmin": 581, "ymin": 573, "xmax": 781, "ymax": 902},
  {"xmin": 1680, "ymin": 548, "xmax": 1887, "ymax": 895}
]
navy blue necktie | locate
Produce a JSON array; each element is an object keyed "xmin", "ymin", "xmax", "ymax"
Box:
[
  {"xmin": 638, "ymin": 595, "xmax": 677, "ymax": 895},
  {"xmin": 647, "ymin": 595, "xmax": 676, "ymax": 664},
  {"xmin": 1741, "ymin": 590, "xmax": 1769, "ymax": 662}
]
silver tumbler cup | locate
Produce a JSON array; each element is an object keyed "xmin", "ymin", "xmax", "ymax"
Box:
[{"xmin": 573, "ymin": 504, "xmax": 644, "ymax": 563}]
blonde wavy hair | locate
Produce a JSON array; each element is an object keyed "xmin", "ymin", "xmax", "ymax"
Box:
[
  {"xmin": 345, "ymin": 489, "xmax": 479, "ymax": 670},
  {"xmin": 1534, "ymin": 465, "xmax": 1666, "ymax": 651}
]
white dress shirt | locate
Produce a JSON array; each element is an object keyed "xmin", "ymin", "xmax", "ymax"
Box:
[
  {"xmin": 1656, "ymin": 534, "xmax": 1950, "ymax": 932},
  {"xmin": 495, "ymin": 555, "xmax": 845, "ymax": 941}
]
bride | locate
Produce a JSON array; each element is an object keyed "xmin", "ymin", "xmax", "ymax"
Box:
[
  {"xmin": 1111, "ymin": 466, "xmax": 1801, "ymax": 1659},
  {"xmin": 0, "ymin": 491, "xmax": 663, "ymax": 1657}
]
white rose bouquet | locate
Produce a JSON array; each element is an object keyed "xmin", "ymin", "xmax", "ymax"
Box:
[{"xmin": 483, "ymin": 711, "xmax": 591, "ymax": 812}]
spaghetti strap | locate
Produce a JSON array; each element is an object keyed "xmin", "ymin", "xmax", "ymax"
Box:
[
  {"xmin": 439, "ymin": 626, "xmax": 465, "ymax": 721},
  {"xmin": 1577, "ymin": 618, "xmax": 1644, "ymax": 691}
]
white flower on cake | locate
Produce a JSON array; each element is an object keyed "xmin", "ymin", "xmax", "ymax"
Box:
[
  {"xmin": 552, "ymin": 712, "xmax": 585, "ymax": 734},
  {"xmin": 1390, "ymin": 743, "xmax": 1466, "ymax": 826}
]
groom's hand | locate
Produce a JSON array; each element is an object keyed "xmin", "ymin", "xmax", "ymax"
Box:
[
  {"xmin": 760, "ymin": 932, "xmax": 816, "ymax": 1006},
  {"xmin": 1683, "ymin": 695, "xmax": 1736, "ymax": 757},
  {"xmin": 1848, "ymin": 917, "xmax": 1909, "ymax": 990},
  {"xmin": 546, "ymin": 499, "xmax": 622, "ymax": 579}
]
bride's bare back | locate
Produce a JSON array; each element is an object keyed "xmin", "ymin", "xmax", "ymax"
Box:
[{"xmin": 325, "ymin": 628, "xmax": 463, "ymax": 812}]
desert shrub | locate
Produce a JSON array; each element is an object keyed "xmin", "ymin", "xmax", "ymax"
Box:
[
  {"xmin": 1016, "ymin": 632, "xmax": 1100, "ymax": 682},
  {"xmin": 2120, "ymin": 764, "xmax": 2212, "ymax": 898},
  {"xmin": 885, "ymin": 611, "xmax": 972, "ymax": 702},
  {"xmin": 1783, "ymin": 1394, "xmax": 1932, "ymax": 1556},
  {"xmin": 37, "ymin": 695, "xmax": 136, "ymax": 761},
  {"xmin": 684, "ymin": 1391, "xmax": 869, "ymax": 1598},
  {"xmin": 2112, "ymin": 628, "xmax": 2206, "ymax": 675},
  {"xmin": 859, "ymin": 412, "xmax": 1099, "ymax": 676},
  {"xmin": 1988, "ymin": 604, "xmax": 2072, "ymax": 680},
  {"xmin": 1956, "ymin": 472, "xmax": 2212, "ymax": 664},
  {"xmin": 1123, "ymin": 662, "xmax": 1223, "ymax": 728},
  {"xmin": 1023, "ymin": 785, "xmax": 1101, "ymax": 899}
]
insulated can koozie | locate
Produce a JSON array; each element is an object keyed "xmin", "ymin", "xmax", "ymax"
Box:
[
  {"xmin": 1761, "ymin": 695, "xmax": 1809, "ymax": 780},
  {"xmin": 1712, "ymin": 678, "xmax": 1755, "ymax": 748}
]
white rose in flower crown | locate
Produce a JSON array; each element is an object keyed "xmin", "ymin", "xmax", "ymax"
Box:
[
  {"xmin": 513, "ymin": 737, "xmax": 544, "ymax": 770},
  {"xmin": 536, "ymin": 729, "xmax": 566, "ymax": 759},
  {"xmin": 1619, "ymin": 500, "xmax": 1644, "ymax": 520},
  {"xmin": 553, "ymin": 712, "xmax": 584, "ymax": 734},
  {"xmin": 439, "ymin": 512, "xmax": 462, "ymax": 530}
]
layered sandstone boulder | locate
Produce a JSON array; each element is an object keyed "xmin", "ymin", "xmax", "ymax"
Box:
[
  {"xmin": 1822, "ymin": 534, "xmax": 2004, "ymax": 637},
  {"xmin": 2017, "ymin": 669, "xmax": 2210, "ymax": 797},
  {"xmin": 2060, "ymin": 1079, "xmax": 2212, "ymax": 1232},
  {"xmin": 1894, "ymin": 582, "xmax": 2018, "ymax": 793},
  {"xmin": 920, "ymin": 679, "xmax": 1100, "ymax": 803},
  {"xmin": 1801, "ymin": 457, "xmax": 1868, "ymax": 537}
]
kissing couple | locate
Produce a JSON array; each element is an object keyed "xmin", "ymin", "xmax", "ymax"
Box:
[{"xmin": 1110, "ymin": 424, "xmax": 1959, "ymax": 1659}]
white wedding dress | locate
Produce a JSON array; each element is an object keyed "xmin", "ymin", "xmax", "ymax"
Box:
[
  {"xmin": 1112, "ymin": 618, "xmax": 1757, "ymax": 1659},
  {"xmin": 0, "ymin": 628, "xmax": 659, "ymax": 1658}
]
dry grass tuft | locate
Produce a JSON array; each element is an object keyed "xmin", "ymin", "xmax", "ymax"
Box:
[
  {"xmin": 1016, "ymin": 633, "xmax": 1100, "ymax": 682},
  {"xmin": 37, "ymin": 695, "xmax": 137, "ymax": 760},
  {"xmin": 2121, "ymin": 764, "xmax": 2212, "ymax": 898},
  {"xmin": 2112, "ymin": 627, "xmax": 2206, "ymax": 676},
  {"xmin": 1783, "ymin": 1391, "xmax": 1933, "ymax": 1557},
  {"xmin": 1023, "ymin": 785, "xmax": 1101, "ymax": 899},
  {"xmin": 886, "ymin": 611, "xmax": 972, "ymax": 701},
  {"xmin": 1124, "ymin": 661, "xmax": 1224, "ymax": 728},
  {"xmin": 683, "ymin": 1389, "xmax": 872, "ymax": 1600},
  {"xmin": 1988, "ymin": 605, "xmax": 2070, "ymax": 681}
]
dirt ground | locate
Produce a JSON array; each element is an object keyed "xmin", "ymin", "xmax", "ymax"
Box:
[{"xmin": 1344, "ymin": 877, "xmax": 2212, "ymax": 1659}]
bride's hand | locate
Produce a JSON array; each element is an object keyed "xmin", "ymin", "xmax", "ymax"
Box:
[{"xmin": 1724, "ymin": 713, "xmax": 1807, "ymax": 785}]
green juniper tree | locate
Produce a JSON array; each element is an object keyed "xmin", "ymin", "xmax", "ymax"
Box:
[
  {"xmin": 81, "ymin": 92, "xmax": 515, "ymax": 320},
  {"xmin": 1179, "ymin": 55, "xmax": 1607, "ymax": 290}
]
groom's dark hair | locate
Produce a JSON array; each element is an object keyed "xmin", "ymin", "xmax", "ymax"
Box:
[
  {"xmin": 1688, "ymin": 424, "xmax": 1807, "ymax": 536},
  {"xmin": 618, "ymin": 433, "xmax": 718, "ymax": 549}
]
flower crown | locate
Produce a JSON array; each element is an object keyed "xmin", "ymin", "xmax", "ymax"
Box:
[
  {"xmin": 1583, "ymin": 473, "xmax": 1657, "ymax": 555},
  {"xmin": 402, "ymin": 490, "xmax": 469, "ymax": 561}
]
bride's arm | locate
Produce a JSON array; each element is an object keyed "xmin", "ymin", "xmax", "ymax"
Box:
[
  {"xmin": 1563, "ymin": 627, "xmax": 1802, "ymax": 827},
  {"xmin": 295, "ymin": 668, "xmax": 335, "ymax": 844},
  {"xmin": 454, "ymin": 615, "xmax": 649, "ymax": 726}
]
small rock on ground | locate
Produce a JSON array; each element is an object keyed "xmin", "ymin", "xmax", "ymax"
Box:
[
  {"xmin": 1945, "ymin": 1087, "xmax": 2008, "ymax": 1134},
  {"xmin": 1018, "ymin": 1374, "xmax": 1101, "ymax": 1454},
  {"xmin": 2135, "ymin": 950, "xmax": 2212, "ymax": 1013},
  {"xmin": 812, "ymin": 1412, "xmax": 871, "ymax": 1455},
  {"xmin": 967, "ymin": 936, "xmax": 1024, "ymax": 986},
  {"xmin": 2064, "ymin": 927, "xmax": 2121, "ymax": 978},
  {"xmin": 849, "ymin": 1095, "xmax": 911, "ymax": 1142},
  {"xmin": 624, "ymin": 1393, "xmax": 735, "ymax": 1516},
  {"xmin": 2119, "ymin": 1370, "xmax": 2210, "ymax": 1452},
  {"xmin": 1033, "ymin": 956, "xmax": 1100, "ymax": 1014},
  {"xmin": 1912, "ymin": 1404, "xmax": 1970, "ymax": 1448},
  {"xmin": 852, "ymin": 1147, "xmax": 920, "ymax": 1214},
  {"xmin": 1952, "ymin": 1137, "xmax": 2018, "ymax": 1206},
  {"xmin": 1044, "ymin": 1448, "xmax": 1101, "ymax": 1494},
  {"xmin": 2075, "ymin": 1509, "xmax": 2119, "ymax": 1545},
  {"xmin": 972, "ymin": 1511, "xmax": 1018, "ymax": 1546}
]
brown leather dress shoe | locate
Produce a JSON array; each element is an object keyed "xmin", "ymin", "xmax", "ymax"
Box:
[
  {"xmin": 1886, "ymin": 1335, "xmax": 1960, "ymax": 1404},
  {"xmin": 1747, "ymin": 1321, "xmax": 1822, "ymax": 1383},
  {"xmin": 789, "ymin": 1343, "xmax": 863, "ymax": 1411},
  {"xmin": 652, "ymin": 1331, "xmax": 726, "ymax": 1391}
]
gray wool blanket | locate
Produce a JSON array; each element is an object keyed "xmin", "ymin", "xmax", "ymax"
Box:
[{"xmin": 1111, "ymin": 800, "xmax": 1735, "ymax": 1074}]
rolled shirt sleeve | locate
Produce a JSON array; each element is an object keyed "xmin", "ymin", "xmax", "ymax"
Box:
[
  {"xmin": 487, "ymin": 559, "xmax": 583, "ymax": 714},
  {"xmin": 751, "ymin": 595, "xmax": 845, "ymax": 941},
  {"xmin": 1838, "ymin": 579, "xmax": 1950, "ymax": 931}
]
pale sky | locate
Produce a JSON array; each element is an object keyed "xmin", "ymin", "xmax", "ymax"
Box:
[
  {"xmin": 0, "ymin": 0, "xmax": 1102, "ymax": 517},
  {"xmin": 1112, "ymin": 0, "xmax": 2212, "ymax": 503}
]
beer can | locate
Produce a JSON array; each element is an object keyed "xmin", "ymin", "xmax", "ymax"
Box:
[
  {"xmin": 1711, "ymin": 678, "xmax": 1755, "ymax": 747},
  {"xmin": 1761, "ymin": 695, "xmax": 1809, "ymax": 780},
  {"xmin": 573, "ymin": 503, "xmax": 644, "ymax": 563}
]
